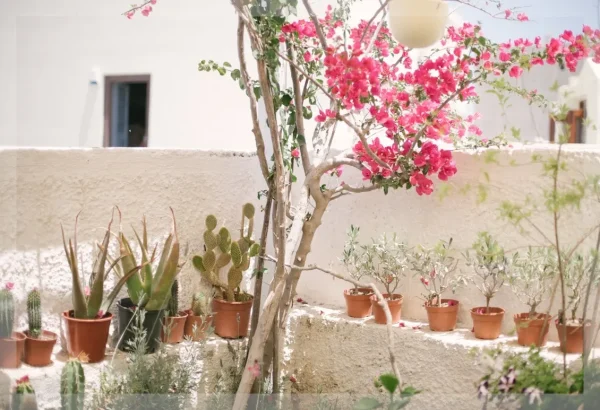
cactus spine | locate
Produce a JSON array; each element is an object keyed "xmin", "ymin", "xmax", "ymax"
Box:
[
  {"xmin": 12, "ymin": 377, "xmax": 38, "ymax": 410},
  {"xmin": 192, "ymin": 203, "xmax": 260, "ymax": 302},
  {"xmin": 60, "ymin": 359, "xmax": 85, "ymax": 410},
  {"xmin": 27, "ymin": 290, "xmax": 42, "ymax": 338},
  {"xmin": 191, "ymin": 292, "xmax": 209, "ymax": 316},
  {"xmin": 0, "ymin": 287, "xmax": 15, "ymax": 338},
  {"xmin": 167, "ymin": 280, "xmax": 179, "ymax": 316}
]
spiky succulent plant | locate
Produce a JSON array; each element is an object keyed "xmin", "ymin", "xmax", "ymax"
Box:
[
  {"xmin": 0, "ymin": 283, "xmax": 15, "ymax": 338},
  {"xmin": 60, "ymin": 358, "xmax": 85, "ymax": 410},
  {"xmin": 192, "ymin": 203, "xmax": 260, "ymax": 302},
  {"xmin": 12, "ymin": 376, "xmax": 38, "ymax": 410},
  {"xmin": 27, "ymin": 289, "xmax": 42, "ymax": 338}
]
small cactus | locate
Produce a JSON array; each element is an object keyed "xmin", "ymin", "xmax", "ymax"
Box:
[
  {"xmin": 192, "ymin": 204, "xmax": 260, "ymax": 302},
  {"xmin": 12, "ymin": 376, "xmax": 38, "ymax": 410},
  {"xmin": 167, "ymin": 280, "xmax": 179, "ymax": 317},
  {"xmin": 27, "ymin": 290, "xmax": 42, "ymax": 338},
  {"xmin": 60, "ymin": 358, "xmax": 85, "ymax": 410},
  {"xmin": 0, "ymin": 283, "xmax": 15, "ymax": 338},
  {"xmin": 191, "ymin": 292, "xmax": 209, "ymax": 317}
]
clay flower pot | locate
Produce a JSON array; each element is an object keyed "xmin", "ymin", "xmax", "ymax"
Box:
[
  {"xmin": 425, "ymin": 299, "xmax": 459, "ymax": 331},
  {"xmin": 23, "ymin": 330, "xmax": 57, "ymax": 367},
  {"xmin": 212, "ymin": 297, "xmax": 253, "ymax": 338},
  {"xmin": 371, "ymin": 294, "xmax": 403, "ymax": 325},
  {"xmin": 63, "ymin": 310, "xmax": 112, "ymax": 363},
  {"xmin": 0, "ymin": 332, "xmax": 26, "ymax": 368},
  {"xmin": 555, "ymin": 320, "xmax": 590, "ymax": 354},
  {"xmin": 344, "ymin": 287, "xmax": 374, "ymax": 318},
  {"xmin": 184, "ymin": 311, "xmax": 213, "ymax": 341},
  {"xmin": 514, "ymin": 313, "xmax": 551, "ymax": 347},
  {"xmin": 471, "ymin": 307, "xmax": 505, "ymax": 340},
  {"xmin": 388, "ymin": 0, "xmax": 449, "ymax": 48},
  {"xmin": 161, "ymin": 311, "xmax": 188, "ymax": 344}
]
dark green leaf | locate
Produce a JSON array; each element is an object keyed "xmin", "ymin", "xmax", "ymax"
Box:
[
  {"xmin": 231, "ymin": 69, "xmax": 241, "ymax": 81},
  {"xmin": 217, "ymin": 67, "xmax": 226, "ymax": 76},
  {"xmin": 281, "ymin": 94, "xmax": 293, "ymax": 106},
  {"xmin": 353, "ymin": 398, "xmax": 383, "ymax": 410},
  {"xmin": 223, "ymin": 62, "xmax": 231, "ymax": 68},
  {"xmin": 296, "ymin": 134, "xmax": 306, "ymax": 145},
  {"xmin": 400, "ymin": 386, "xmax": 421, "ymax": 397},
  {"xmin": 478, "ymin": 37, "xmax": 486, "ymax": 46},
  {"xmin": 383, "ymin": 185, "xmax": 389, "ymax": 195},
  {"xmin": 291, "ymin": 174, "xmax": 297, "ymax": 183},
  {"xmin": 254, "ymin": 86, "xmax": 262, "ymax": 100},
  {"xmin": 302, "ymin": 106, "xmax": 312, "ymax": 120},
  {"xmin": 379, "ymin": 374, "xmax": 399, "ymax": 394}
]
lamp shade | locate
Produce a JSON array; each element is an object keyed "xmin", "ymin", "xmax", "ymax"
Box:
[{"xmin": 388, "ymin": 0, "xmax": 449, "ymax": 49}]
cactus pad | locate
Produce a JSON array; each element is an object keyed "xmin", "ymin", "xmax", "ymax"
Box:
[
  {"xmin": 249, "ymin": 243, "xmax": 260, "ymax": 257},
  {"xmin": 243, "ymin": 203, "xmax": 255, "ymax": 219},
  {"xmin": 203, "ymin": 250, "xmax": 216, "ymax": 271},
  {"xmin": 215, "ymin": 253, "xmax": 232, "ymax": 269},
  {"xmin": 204, "ymin": 231, "xmax": 218, "ymax": 251},
  {"xmin": 206, "ymin": 215, "xmax": 217, "ymax": 231},
  {"xmin": 228, "ymin": 266, "xmax": 243, "ymax": 290},
  {"xmin": 192, "ymin": 256, "xmax": 206, "ymax": 273},
  {"xmin": 230, "ymin": 242, "xmax": 242, "ymax": 267}
]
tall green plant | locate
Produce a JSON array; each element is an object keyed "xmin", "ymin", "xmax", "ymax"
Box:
[
  {"xmin": 115, "ymin": 209, "xmax": 181, "ymax": 311},
  {"xmin": 27, "ymin": 290, "xmax": 42, "ymax": 338},
  {"xmin": 62, "ymin": 212, "xmax": 139, "ymax": 319},
  {"xmin": 61, "ymin": 358, "xmax": 85, "ymax": 410},
  {"xmin": 192, "ymin": 204, "xmax": 260, "ymax": 302},
  {"xmin": 0, "ymin": 283, "xmax": 15, "ymax": 338}
]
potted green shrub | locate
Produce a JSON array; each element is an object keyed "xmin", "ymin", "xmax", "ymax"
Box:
[
  {"xmin": 0, "ymin": 283, "xmax": 25, "ymax": 368},
  {"xmin": 192, "ymin": 203, "xmax": 260, "ymax": 338},
  {"xmin": 465, "ymin": 232, "xmax": 511, "ymax": 340},
  {"xmin": 184, "ymin": 292, "xmax": 213, "ymax": 341},
  {"xmin": 509, "ymin": 247, "xmax": 556, "ymax": 347},
  {"xmin": 61, "ymin": 212, "xmax": 138, "ymax": 363},
  {"xmin": 410, "ymin": 239, "xmax": 465, "ymax": 331},
  {"xmin": 556, "ymin": 253, "xmax": 595, "ymax": 354},
  {"xmin": 360, "ymin": 233, "xmax": 409, "ymax": 325},
  {"xmin": 23, "ymin": 289, "xmax": 57, "ymax": 367},
  {"xmin": 341, "ymin": 225, "xmax": 374, "ymax": 318},
  {"xmin": 115, "ymin": 210, "xmax": 181, "ymax": 353}
]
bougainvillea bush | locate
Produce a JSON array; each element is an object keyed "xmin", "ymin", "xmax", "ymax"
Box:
[{"xmin": 126, "ymin": 0, "xmax": 600, "ymax": 407}]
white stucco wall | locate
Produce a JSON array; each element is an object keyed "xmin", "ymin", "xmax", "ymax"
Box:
[{"xmin": 1, "ymin": 146, "xmax": 599, "ymax": 347}]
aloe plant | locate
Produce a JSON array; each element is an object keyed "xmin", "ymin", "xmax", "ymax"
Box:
[
  {"xmin": 62, "ymin": 211, "xmax": 139, "ymax": 320},
  {"xmin": 114, "ymin": 209, "xmax": 181, "ymax": 311}
]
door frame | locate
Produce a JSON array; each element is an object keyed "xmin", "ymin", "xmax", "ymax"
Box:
[{"xmin": 103, "ymin": 74, "xmax": 151, "ymax": 147}]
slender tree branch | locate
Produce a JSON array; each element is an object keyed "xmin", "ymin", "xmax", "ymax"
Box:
[
  {"xmin": 365, "ymin": 9, "xmax": 387, "ymax": 54},
  {"xmin": 582, "ymin": 225, "xmax": 600, "ymax": 366},
  {"xmin": 335, "ymin": 182, "xmax": 379, "ymax": 194},
  {"xmin": 301, "ymin": 0, "xmax": 328, "ymax": 50},
  {"xmin": 359, "ymin": 0, "xmax": 391, "ymax": 46}
]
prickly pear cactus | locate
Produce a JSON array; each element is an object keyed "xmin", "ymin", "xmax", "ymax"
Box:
[
  {"xmin": 12, "ymin": 376, "xmax": 38, "ymax": 410},
  {"xmin": 0, "ymin": 287, "xmax": 15, "ymax": 338},
  {"xmin": 27, "ymin": 290, "xmax": 42, "ymax": 338},
  {"xmin": 167, "ymin": 280, "xmax": 179, "ymax": 317},
  {"xmin": 191, "ymin": 292, "xmax": 209, "ymax": 316},
  {"xmin": 192, "ymin": 203, "xmax": 261, "ymax": 302},
  {"xmin": 60, "ymin": 359, "xmax": 85, "ymax": 410}
]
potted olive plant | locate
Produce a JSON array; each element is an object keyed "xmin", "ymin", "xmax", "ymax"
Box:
[
  {"xmin": 556, "ymin": 253, "xmax": 596, "ymax": 354},
  {"xmin": 0, "ymin": 283, "xmax": 25, "ymax": 369},
  {"xmin": 192, "ymin": 203, "xmax": 260, "ymax": 338},
  {"xmin": 410, "ymin": 239, "xmax": 465, "ymax": 331},
  {"xmin": 23, "ymin": 289, "xmax": 57, "ymax": 367},
  {"xmin": 61, "ymin": 212, "xmax": 138, "ymax": 363},
  {"xmin": 361, "ymin": 233, "xmax": 409, "ymax": 325},
  {"xmin": 341, "ymin": 225, "xmax": 374, "ymax": 318},
  {"xmin": 184, "ymin": 292, "xmax": 213, "ymax": 341},
  {"xmin": 465, "ymin": 232, "xmax": 511, "ymax": 340},
  {"xmin": 509, "ymin": 247, "xmax": 556, "ymax": 347},
  {"xmin": 114, "ymin": 210, "xmax": 182, "ymax": 353}
]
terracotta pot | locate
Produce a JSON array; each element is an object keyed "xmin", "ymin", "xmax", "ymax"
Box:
[
  {"xmin": 184, "ymin": 311, "xmax": 213, "ymax": 341},
  {"xmin": 371, "ymin": 294, "xmax": 403, "ymax": 325},
  {"xmin": 212, "ymin": 297, "xmax": 253, "ymax": 338},
  {"xmin": 344, "ymin": 288, "xmax": 374, "ymax": 318},
  {"xmin": 555, "ymin": 320, "xmax": 589, "ymax": 354},
  {"xmin": 0, "ymin": 332, "xmax": 26, "ymax": 368},
  {"xmin": 425, "ymin": 299, "xmax": 459, "ymax": 331},
  {"xmin": 161, "ymin": 311, "xmax": 188, "ymax": 344},
  {"xmin": 62, "ymin": 310, "xmax": 112, "ymax": 363},
  {"xmin": 514, "ymin": 313, "xmax": 551, "ymax": 347},
  {"xmin": 471, "ymin": 307, "xmax": 505, "ymax": 340},
  {"xmin": 23, "ymin": 330, "xmax": 57, "ymax": 367}
]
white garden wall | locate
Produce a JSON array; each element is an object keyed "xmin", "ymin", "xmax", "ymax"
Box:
[{"xmin": 1, "ymin": 145, "xmax": 599, "ymax": 346}]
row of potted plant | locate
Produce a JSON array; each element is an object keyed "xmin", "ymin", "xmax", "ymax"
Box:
[
  {"xmin": 341, "ymin": 229, "xmax": 597, "ymax": 354},
  {"xmin": 0, "ymin": 203, "xmax": 258, "ymax": 369}
]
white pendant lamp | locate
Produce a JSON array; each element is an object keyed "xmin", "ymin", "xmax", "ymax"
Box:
[{"xmin": 388, "ymin": 0, "xmax": 449, "ymax": 49}]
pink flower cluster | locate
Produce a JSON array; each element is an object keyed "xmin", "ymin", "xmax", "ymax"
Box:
[{"xmin": 125, "ymin": 0, "xmax": 157, "ymax": 19}]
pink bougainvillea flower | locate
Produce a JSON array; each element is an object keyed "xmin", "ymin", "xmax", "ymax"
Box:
[
  {"xmin": 509, "ymin": 65, "xmax": 524, "ymax": 78},
  {"xmin": 420, "ymin": 276, "xmax": 429, "ymax": 286},
  {"xmin": 5, "ymin": 282, "xmax": 14, "ymax": 291},
  {"xmin": 248, "ymin": 360, "xmax": 261, "ymax": 378},
  {"xmin": 429, "ymin": 269, "xmax": 436, "ymax": 279},
  {"xmin": 84, "ymin": 286, "xmax": 91, "ymax": 297},
  {"xmin": 16, "ymin": 375, "xmax": 30, "ymax": 385},
  {"xmin": 291, "ymin": 148, "xmax": 300, "ymax": 158},
  {"xmin": 296, "ymin": 297, "xmax": 308, "ymax": 305},
  {"xmin": 517, "ymin": 13, "xmax": 529, "ymax": 22},
  {"xmin": 303, "ymin": 51, "xmax": 312, "ymax": 62},
  {"xmin": 290, "ymin": 375, "xmax": 298, "ymax": 383},
  {"xmin": 126, "ymin": 11, "xmax": 135, "ymax": 19},
  {"xmin": 504, "ymin": 9, "xmax": 512, "ymax": 18},
  {"xmin": 141, "ymin": 5, "xmax": 152, "ymax": 16},
  {"xmin": 399, "ymin": 322, "xmax": 406, "ymax": 327}
]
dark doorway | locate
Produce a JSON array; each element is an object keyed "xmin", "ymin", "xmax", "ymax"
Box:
[{"xmin": 104, "ymin": 75, "xmax": 150, "ymax": 147}]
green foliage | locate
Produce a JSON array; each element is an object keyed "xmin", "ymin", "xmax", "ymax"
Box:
[
  {"xmin": 191, "ymin": 292, "xmax": 210, "ymax": 317},
  {"xmin": 115, "ymin": 212, "xmax": 181, "ymax": 311},
  {"xmin": 27, "ymin": 290, "xmax": 42, "ymax": 338},
  {"xmin": 93, "ymin": 310, "xmax": 203, "ymax": 410},
  {"xmin": 354, "ymin": 374, "xmax": 418, "ymax": 410},
  {"xmin": 12, "ymin": 378, "xmax": 38, "ymax": 410},
  {"xmin": 192, "ymin": 204, "xmax": 259, "ymax": 302},
  {"xmin": 509, "ymin": 247, "xmax": 557, "ymax": 314},
  {"xmin": 61, "ymin": 358, "xmax": 85, "ymax": 410},
  {"xmin": 166, "ymin": 280, "xmax": 179, "ymax": 317},
  {"xmin": 62, "ymin": 212, "xmax": 137, "ymax": 319},
  {"xmin": 0, "ymin": 287, "xmax": 14, "ymax": 338}
]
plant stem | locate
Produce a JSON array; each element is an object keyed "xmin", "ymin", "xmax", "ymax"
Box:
[{"xmin": 583, "ymin": 226, "xmax": 600, "ymax": 367}]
